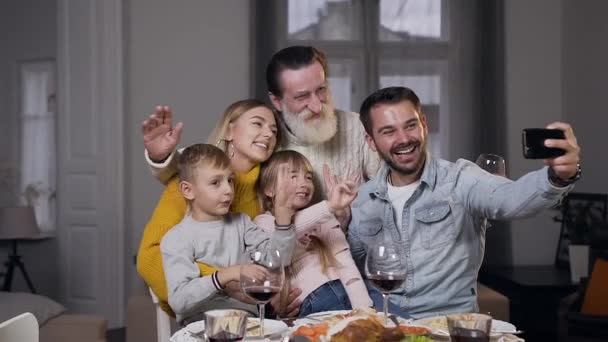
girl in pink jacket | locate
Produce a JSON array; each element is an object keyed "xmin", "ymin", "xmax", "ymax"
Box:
[{"xmin": 255, "ymin": 150, "xmax": 372, "ymax": 317}]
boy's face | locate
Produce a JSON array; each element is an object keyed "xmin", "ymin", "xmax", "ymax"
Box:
[{"xmin": 181, "ymin": 164, "xmax": 235, "ymax": 221}]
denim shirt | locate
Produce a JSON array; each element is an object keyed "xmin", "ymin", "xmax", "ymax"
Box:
[{"xmin": 348, "ymin": 154, "xmax": 572, "ymax": 319}]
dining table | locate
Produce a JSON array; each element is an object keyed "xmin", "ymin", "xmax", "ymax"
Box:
[{"xmin": 169, "ymin": 308, "xmax": 526, "ymax": 342}]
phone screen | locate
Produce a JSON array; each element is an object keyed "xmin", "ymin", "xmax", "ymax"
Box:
[{"xmin": 522, "ymin": 128, "xmax": 565, "ymax": 159}]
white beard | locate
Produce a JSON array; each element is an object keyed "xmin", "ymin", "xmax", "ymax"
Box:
[{"xmin": 281, "ymin": 103, "xmax": 338, "ymax": 145}]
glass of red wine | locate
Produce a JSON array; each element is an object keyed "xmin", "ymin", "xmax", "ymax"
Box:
[
  {"xmin": 240, "ymin": 249, "xmax": 284, "ymax": 337},
  {"xmin": 365, "ymin": 241, "xmax": 407, "ymax": 324}
]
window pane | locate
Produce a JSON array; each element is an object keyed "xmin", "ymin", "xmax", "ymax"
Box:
[
  {"xmin": 327, "ymin": 60, "xmax": 354, "ymax": 111},
  {"xmin": 288, "ymin": 0, "xmax": 361, "ymax": 41},
  {"xmin": 20, "ymin": 60, "xmax": 57, "ymax": 232},
  {"xmin": 379, "ymin": 60, "xmax": 446, "ymax": 157},
  {"xmin": 379, "ymin": 0, "xmax": 445, "ymax": 42}
]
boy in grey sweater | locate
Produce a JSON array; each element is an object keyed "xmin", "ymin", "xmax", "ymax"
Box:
[{"xmin": 160, "ymin": 144, "xmax": 296, "ymax": 324}]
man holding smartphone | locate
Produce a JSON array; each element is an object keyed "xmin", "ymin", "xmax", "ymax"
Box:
[{"xmin": 348, "ymin": 86, "xmax": 581, "ymax": 319}]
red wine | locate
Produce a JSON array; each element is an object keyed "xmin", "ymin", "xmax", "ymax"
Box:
[
  {"xmin": 368, "ymin": 275, "xmax": 405, "ymax": 292},
  {"xmin": 244, "ymin": 286, "xmax": 280, "ymax": 302},
  {"xmin": 450, "ymin": 327, "xmax": 490, "ymax": 342},
  {"xmin": 208, "ymin": 331, "xmax": 242, "ymax": 342}
]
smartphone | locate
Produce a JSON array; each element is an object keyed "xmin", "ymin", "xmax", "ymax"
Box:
[{"xmin": 522, "ymin": 128, "xmax": 566, "ymax": 159}]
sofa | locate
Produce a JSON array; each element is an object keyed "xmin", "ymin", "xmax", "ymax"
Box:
[{"xmin": 0, "ymin": 291, "xmax": 107, "ymax": 342}]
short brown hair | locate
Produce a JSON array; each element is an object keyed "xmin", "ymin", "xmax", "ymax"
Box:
[
  {"xmin": 359, "ymin": 86, "xmax": 422, "ymax": 135},
  {"xmin": 177, "ymin": 144, "xmax": 231, "ymax": 182}
]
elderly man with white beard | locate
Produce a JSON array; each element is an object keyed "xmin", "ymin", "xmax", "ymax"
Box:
[
  {"xmin": 142, "ymin": 46, "xmax": 378, "ymax": 202},
  {"xmin": 266, "ymin": 46, "xmax": 380, "ymax": 202}
]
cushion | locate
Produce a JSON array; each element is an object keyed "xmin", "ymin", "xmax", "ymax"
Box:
[
  {"xmin": 0, "ymin": 291, "xmax": 66, "ymax": 325},
  {"xmin": 581, "ymin": 258, "xmax": 608, "ymax": 315}
]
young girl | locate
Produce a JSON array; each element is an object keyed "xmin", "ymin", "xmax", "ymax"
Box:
[{"xmin": 255, "ymin": 150, "xmax": 373, "ymax": 317}]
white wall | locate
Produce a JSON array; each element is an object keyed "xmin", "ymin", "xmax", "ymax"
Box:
[
  {"xmin": 0, "ymin": 0, "xmax": 57, "ymax": 202},
  {"xmin": 502, "ymin": 0, "xmax": 608, "ymax": 265},
  {"xmin": 125, "ymin": 0, "xmax": 253, "ymax": 295},
  {"xmin": 562, "ymin": 0, "xmax": 608, "ymax": 194},
  {"xmin": 502, "ymin": 0, "xmax": 564, "ymax": 265}
]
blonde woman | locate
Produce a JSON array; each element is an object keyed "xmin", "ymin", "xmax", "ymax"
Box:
[{"xmin": 136, "ymin": 100, "xmax": 313, "ymax": 317}]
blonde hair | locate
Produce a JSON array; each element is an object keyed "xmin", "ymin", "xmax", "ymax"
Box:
[
  {"xmin": 257, "ymin": 150, "xmax": 314, "ymax": 213},
  {"xmin": 207, "ymin": 99, "xmax": 282, "ymax": 152},
  {"xmin": 177, "ymin": 143, "xmax": 231, "ymax": 182},
  {"xmin": 258, "ymin": 151, "xmax": 340, "ymax": 312}
]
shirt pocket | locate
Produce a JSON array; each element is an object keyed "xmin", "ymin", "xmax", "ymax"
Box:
[
  {"xmin": 414, "ymin": 201, "xmax": 456, "ymax": 249},
  {"xmin": 357, "ymin": 217, "xmax": 384, "ymax": 245}
]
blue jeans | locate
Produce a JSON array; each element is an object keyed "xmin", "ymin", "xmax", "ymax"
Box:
[
  {"xmin": 367, "ymin": 284, "xmax": 411, "ymax": 319},
  {"xmin": 298, "ymin": 280, "xmax": 352, "ymax": 317}
]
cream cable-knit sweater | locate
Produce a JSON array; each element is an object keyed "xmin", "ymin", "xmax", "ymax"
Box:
[{"xmin": 279, "ymin": 109, "xmax": 380, "ymax": 203}]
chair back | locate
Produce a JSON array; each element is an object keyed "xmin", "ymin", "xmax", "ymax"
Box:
[
  {"xmin": 0, "ymin": 312, "xmax": 39, "ymax": 342},
  {"xmin": 554, "ymin": 192, "xmax": 608, "ymax": 268},
  {"xmin": 149, "ymin": 287, "xmax": 172, "ymax": 342}
]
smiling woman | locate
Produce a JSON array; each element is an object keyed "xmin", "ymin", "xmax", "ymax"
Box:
[
  {"xmin": 136, "ymin": 99, "xmax": 283, "ymax": 316},
  {"xmin": 210, "ymin": 100, "xmax": 280, "ymax": 174}
]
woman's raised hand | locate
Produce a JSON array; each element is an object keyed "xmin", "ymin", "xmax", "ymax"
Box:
[{"xmin": 141, "ymin": 105, "xmax": 184, "ymax": 162}]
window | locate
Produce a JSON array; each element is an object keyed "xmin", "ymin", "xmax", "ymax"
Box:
[
  {"xmin": 255, "ymin": 0, "xmax": 484, "ymax": 159},
  {"xmin": 19, "ymin": 60, "xmax": 57, "ymax": 232}
]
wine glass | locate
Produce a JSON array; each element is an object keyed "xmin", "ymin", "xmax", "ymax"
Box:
[
  {"xmin": 475, "ymin": 153, "xmax": 507, "ymax": 230},
  {"xmin": 475, "ymin": 153, "xmax": 506, "ymax": 177},
  {"xmin": 365, "ymin": 241, "xmax": 407, "ymax": 324},
  {"xmin": 240, "ymin": 249, "xmax": 284, "ymax": 337}
]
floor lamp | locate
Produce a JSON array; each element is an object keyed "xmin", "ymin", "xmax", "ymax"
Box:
[{"xmin": 0, "ymin": 206, "xmax": 43, "ymax": 293}]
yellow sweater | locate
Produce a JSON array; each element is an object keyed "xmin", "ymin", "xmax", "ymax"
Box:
[{"xmin": 136, "ymin": 165, "xmax": 261, "ymax": 315}]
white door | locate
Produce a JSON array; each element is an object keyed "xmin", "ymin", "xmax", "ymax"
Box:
[{"xmin": 56, "ymin": 0, "xmax": 125, "ymax": 327}]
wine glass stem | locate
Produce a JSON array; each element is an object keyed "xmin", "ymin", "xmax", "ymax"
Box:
[
  {"xmin": 382, "ymin": 293, "xmax": 389, "ymax": 325},
  {"xmin": 258, "ymin": 303, "xmax": 265, "ymax": 337}
]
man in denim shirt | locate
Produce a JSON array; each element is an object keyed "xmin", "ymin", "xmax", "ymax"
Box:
[{"xmin": 348, "ymin": 86, "xmax": 581, "ymax": 319}]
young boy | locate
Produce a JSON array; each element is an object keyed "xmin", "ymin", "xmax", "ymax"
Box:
[{"xmin": 160, "ymin": 144, "xmax": 296, "ymax": 324}]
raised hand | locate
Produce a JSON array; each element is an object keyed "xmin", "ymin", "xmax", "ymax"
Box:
[
  {"xmin": 328, "ymin": 181, "xmax": 358, "ymax": 213},
  {"xmin": 324, "ymin": 164, "xmax": 359, "ymax": 227},
  {"xmin": 543, "ymin": 122, "xmax": 580, "ymax": 181},
  {"xmin": 272, "ymin": 164, "xmax": 298, "ymax": 225},
  {"xmin": 141, "ymin": 105, "xmax": 184, "ymax": 162},
  {"xmin": 323, "ymin": 164, "xmax": 361, "ymax": 195}
]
